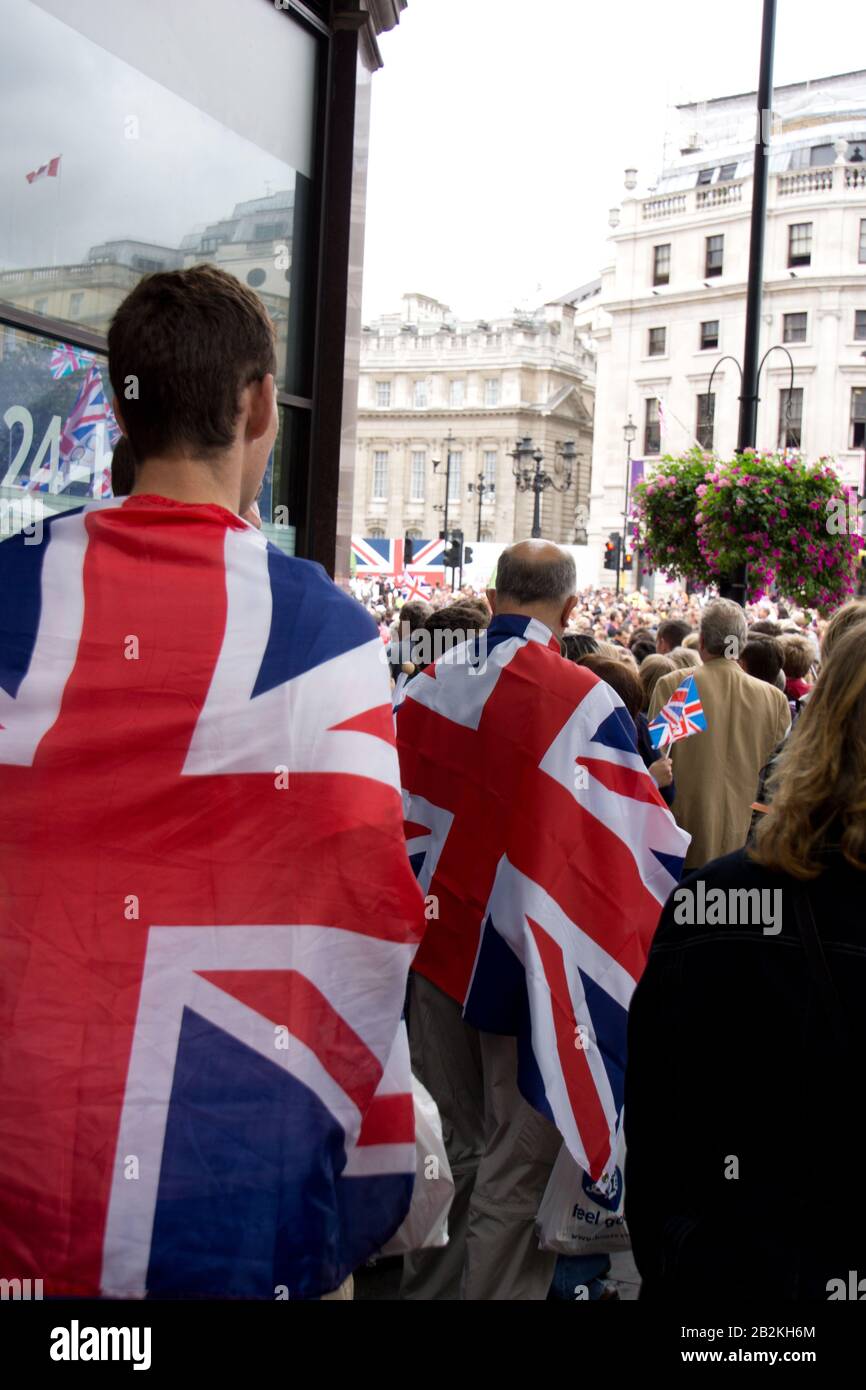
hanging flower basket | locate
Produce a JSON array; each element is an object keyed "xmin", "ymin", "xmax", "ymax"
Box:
[{"xmin": 631, "ymin": 447, "xmax": 860, "ymax": 612}]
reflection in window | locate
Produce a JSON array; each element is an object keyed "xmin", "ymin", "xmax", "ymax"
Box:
[
  {"xmin": 0, "ymin": 0, "xmax": 319, "ymax": 397},
  {"xmin": 0, "ymin": 322, "xmax": 118, "ymax": 521}
]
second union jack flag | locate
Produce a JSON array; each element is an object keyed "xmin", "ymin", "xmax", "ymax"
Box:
[
  {"xmin": 397, "ymin": 615, "xmax": 690, "ymax": 1182},
  {"xmin": 648, "ymin": 673, "xmax": 708, "ymax": 750}
]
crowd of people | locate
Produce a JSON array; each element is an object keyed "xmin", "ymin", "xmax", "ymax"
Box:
[
  {"xmin": 365, "ymin": 566, "xmax": 866, "ymax": 1301},
  {"xmin": 2, "ymin": 260, "xmax": 864, "ymax": 1308}
]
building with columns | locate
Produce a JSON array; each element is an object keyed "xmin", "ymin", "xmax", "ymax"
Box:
[
  {"xmin": 352, "ymin": 291, "xmax": 596, "ymax": 544},
  {"xmin": 588, "ymin": 69, "xmax": 866, "ymax": 584}
]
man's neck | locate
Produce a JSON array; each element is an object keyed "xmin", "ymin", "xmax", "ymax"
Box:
[
  {"xmin": 493, "ymin": 608, "xmax": 560, "ymax": 640},
  {"xmin": 131, "ymin": 454, "xmax": 241, "ymax": 513}
]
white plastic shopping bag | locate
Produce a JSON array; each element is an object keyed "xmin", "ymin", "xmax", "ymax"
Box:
[
  {"xmin": 535, "ymin": 1128, "xmax": 630, "ymax": 1256},
  {"xmin": 380, "ymin": 1075, "xmax": 455, "ymax": 1255}
]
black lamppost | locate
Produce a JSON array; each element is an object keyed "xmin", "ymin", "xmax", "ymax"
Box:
[
  {"xmin": 432, "ymin": 429, "xmax": 456, "ymax": 581},
  {"xmin": 467, "ymin": 472, "xmax": 495, "ymax": 542},
  {"xmin": 618, "ymin": 416, "xmax": 637, "ymax": 597},
  {"xmin": 511, "ymin": 437, "xmax": 576, "ymax": 538}
]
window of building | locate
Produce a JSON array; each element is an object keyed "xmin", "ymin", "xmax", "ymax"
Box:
[
  {"xmin": 450, "ymin": 379, "xmax": 465, "ymax": 408},
  {"xmin": 718, "ymin": 163, "xmax": 738, "ymax": 181},
  {"xmin": 479, "ymin": 528, "xmax": 494, "ymax": 541},
  {"xmin": 778, "ymin": 388, "xmax": 803, "ymax": 450},
  {"xmin": 696, "ymin": 392, "xmax": 715, "ymax": 450},
  {"xmin": 483, "ymin": 450, "xmax": 497, "ymax": 487},
  {"xmin": 34, "ymin": 297, "xmax": 49, "ymax": 315},
  {"xmin": 860, "ymin": 219, "xmax": 866, "ymax": 264},
  {"xmin": 788, "ymin": 223, "xmax": 812, "ymax": 267},
  {"xmin": 644, "ymin": 398, "xmax": 661, "ymax": 455},
  {"xmin": 414, "ymin": 380, "xmax": 428, "ymax": 409},
  {"xmin": 700, "ymin": 320, "xmax": 719, "ymax": 350},
  {"xmin": 368, "ymin": 526, "xmax": 385, "ymax": 539},
  {"xmin": 372, "ymin": 450, "xmax": 389, "ymax": 499},
  {"xmin": 809, "ymin": 143, "xmax": 835, "ymax": 167},
  {"xmin": 69, "ymin": 292, "xmax": 84, "ymax": 318},
  {"xmin": 484, "ymin": 378, "xmax": 501, "ymax": 407},
  {"xmin": 448, "ymin": 451, "xmax": 462, "ymax": 501},
  {"xmin": 652, "ymin": 243, "xmax": 671, "ymax": 286},
  {"xmin": 851, "ymin": 388, "xmax": 866, "ymax": 449},
  {"xmin": 410, "ymin": 450, "xmax": 425, "ymax": 501},
  {"xmin": 376, "ymin": 380, "xmax": 391, "ymax": 408},
  {"xmin": 855, "ymin": 309, "xmax": 866, "ymax": 341},
  {"xmin": 705, "ymin": 234, "xmax": 724, "ymax": 277},
  {"xmin": 696, "ymin": 167, "xmax": 714, "ymax": 185},
  {"xmin": 783, "ymin": 312, "xmax": 808, "ymax": 344},
  {"xmin": 648, "ymin": 326, "xmax": 666, "ymax": 357}
]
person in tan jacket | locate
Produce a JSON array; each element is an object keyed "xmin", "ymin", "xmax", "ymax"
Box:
[{"xmin": 649, "ymin": 599, "xmax": 791, "ymax": 872}]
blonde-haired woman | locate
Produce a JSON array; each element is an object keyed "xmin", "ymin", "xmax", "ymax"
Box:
[{"xmin": 625, "ymin": 623, "xmax": 866, "ymax": 1300}]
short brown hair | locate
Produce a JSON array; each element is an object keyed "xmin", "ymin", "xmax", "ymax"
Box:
[
  {"xmin": 108, "ymin": 264, "xmax": 277, "ymax": 463},
  {"xmin": 779, "ymin": 632, "xmax": 814, "ymax": 680},
  {"xmin": 579, "ymin": 654, "xmax": 643, "ymax": 720},
  {"xmin": 739, "ymin": 636, "xmax": 784, "ymax": 685},
  {"xmin": 639, "ymin": 652, "xmax": 675, "ymax": 711}
]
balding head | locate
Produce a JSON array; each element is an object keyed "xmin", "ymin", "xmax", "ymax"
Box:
[{"xmin": 487, "ymin": 539, "xmax": 578, "ymax": 638}]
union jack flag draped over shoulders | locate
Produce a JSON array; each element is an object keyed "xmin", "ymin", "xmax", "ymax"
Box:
[
  {"xmin": 648, "ymin": 673, "xmax": 708, "ymax": 750},
  {"xmin": 0, "ymin": 496, "xmax": 425, "ymax": 1299},
  {"xmin": 397, "ymin": 615, "xmax": 690, "ymax": 1183}
]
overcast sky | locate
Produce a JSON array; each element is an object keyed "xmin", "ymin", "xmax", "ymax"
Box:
[{"xmin": 362, "ymin": 0, "xmax": 866, "ymax": 320}]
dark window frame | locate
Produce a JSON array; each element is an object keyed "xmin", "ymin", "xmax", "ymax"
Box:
[
  {"xmin": 696, "ymin": 391, "xmax": 715, "ymax": 450},
  {"xmin": 783, "ymin": 311, "xmax": 808, "ymax": 344},
  {"xmin": 647, "ymin": 326, "xmax": 666, "ymax": 357},
  {"xmin": 705, "ymin": 234, "xmax": 724, "ymax": 278},
  {"xmin": 779, "ymin": 386, "xmax": 804, "ymax": 450},
  {"xmin": 788, "ymin": 222, "xmax": 812, "ymax": 268},
  {"xmin": 700, "ymin": 319, "xmax": 719, "ymax": 350},
  {"xmin": 643, "ymin": 397, "xmax": 661, "ymax": 455},
  {"xmin": 652, "ymin": 243, "xmax": 671, "ymax": 287}
]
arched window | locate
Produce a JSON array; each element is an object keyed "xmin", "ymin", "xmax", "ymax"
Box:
[
  {"xmin": 367, "ymin": 526, "xmax": 385, "ymax": 539},
  {"xmin": 406, "ymin": 527, "xmax": 423, "ymax": 540}
]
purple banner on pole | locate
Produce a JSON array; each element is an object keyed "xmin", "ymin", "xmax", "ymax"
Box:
[{"xmin": 629, "ymin": 459, "xmax": 644, "ymax": 540}]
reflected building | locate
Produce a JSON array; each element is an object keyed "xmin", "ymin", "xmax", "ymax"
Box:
[{"xmin": 0, "ymin": 0, "xmax": 406, "ymax": 572}]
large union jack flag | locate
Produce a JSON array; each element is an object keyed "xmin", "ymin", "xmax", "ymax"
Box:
[
  {"xmin": 0, "ymin": 497, "xmax": 425, "ymax": 1299},
  {"xmin": 351, "ymin": 536, "xmax": 446, "ymax": 588},
  {"xmin": 648, "ymin": 673, "xmax": 708, "ymax": 751},
  {"xmin": 397, "ymin": 615, "xmax": 690, "ymax": 1183}
]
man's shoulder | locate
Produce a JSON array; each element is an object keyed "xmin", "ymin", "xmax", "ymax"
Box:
[{"xmin": 263, "ymin": 543, "xmax": 377, "ymax": 642}]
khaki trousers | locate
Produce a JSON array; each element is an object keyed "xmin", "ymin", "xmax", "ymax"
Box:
[{"xmin": 400, "ymin": 973, "xmax": 560, "ymax": 1301}]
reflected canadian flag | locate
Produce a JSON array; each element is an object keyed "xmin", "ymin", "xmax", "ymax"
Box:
[{"xmin": 25, "ymin": 155, "xmax": 61, "ymax": 184}]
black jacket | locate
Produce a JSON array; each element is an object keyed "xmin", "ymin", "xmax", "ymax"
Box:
[{"xmin": 624, "ymin": 847, "xmax": 866, "ymax": 1301}]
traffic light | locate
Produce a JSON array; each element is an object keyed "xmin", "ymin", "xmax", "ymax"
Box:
[
  {"xmin": 623, "ymin": 544, "xmax": 634, "ymax": 570},
  {"xmin": 404, "ymin": 533, "xmax": 415, "ymax": 565},
  {"xmin": 604, "ymin": 533, "xmax": 621, "ymax": 571},
  {"xmin": 444, "ymin": 530, "xmax": 463, "ymax": 568},
  {"xmin": 464, "ymin": 545, "xmax": 474, "ymax": 565}
]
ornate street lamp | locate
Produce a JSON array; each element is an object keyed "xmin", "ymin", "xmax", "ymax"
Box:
[
  {"xmin": 618, "ymin": 415, "xmax": 637, "ymax": 597},
  {"xmin": 511, "ymin": 437, "xmax": 575, "ymax": 539},
  {"xmin": 467, "ymin": 472, "xmax": 496, "ymax": 542}
]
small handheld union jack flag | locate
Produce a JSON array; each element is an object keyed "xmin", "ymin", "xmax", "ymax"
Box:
[{"xmin": 648, "ymin": 673, "xmax": 708, "ymax": 750}]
